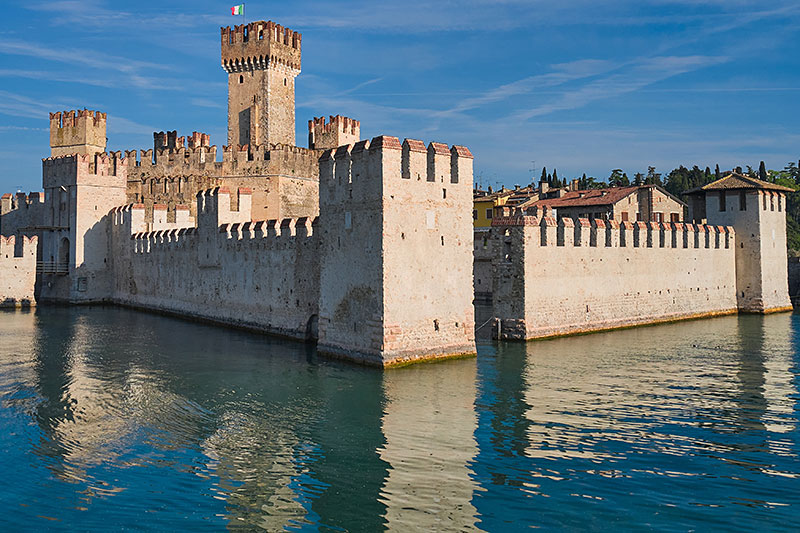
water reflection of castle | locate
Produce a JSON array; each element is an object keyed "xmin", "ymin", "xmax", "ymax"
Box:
[{"xmin": 6, "ymin": 308, "xmax": 797, "ymax": 528}]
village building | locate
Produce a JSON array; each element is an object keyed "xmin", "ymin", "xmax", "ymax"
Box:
[{"xmin": 512, "ymin": 184, "xmax": 685, "ymax": 223}]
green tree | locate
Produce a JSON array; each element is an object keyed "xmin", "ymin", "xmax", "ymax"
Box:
[
  {"xmin": 759, "ymin": 160, "xmax": 768, "ymax": 181},
  {"xmin": 540, "ymin": 167, "xmax": 547, "ymax": 184},
  {"xmin": 608, "ymin": 168, "xmax": 625, "ymax": 187},
  {"xmin": 552, "ymin": 168, "xmax": 559, "ymax": 186},
  {"xmin": 645, "ymin": 166, "xmax": 661, "ymax": 186},
  {"xmin": 715, "ymin": 164, "xmax": 720, "ymax": 179}
]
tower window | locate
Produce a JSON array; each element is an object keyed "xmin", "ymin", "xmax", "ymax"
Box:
[
  {"xmin": 239, "ymin": 75, "xmax": 244, "ymax": 84},
  {"xmin": 259, "ymin": 30, "xmax": 264, "ymax": 40},
  {"xmin": 739, "ymin": 191, "xmax": 746, "ymax": 211},
  {"xmin": 718, "ymin": 191, "xmax": 726, "ymax": 212},
  {"xmin": 284, "ymin": 78, "xmax": 287, "ymax": 86}
]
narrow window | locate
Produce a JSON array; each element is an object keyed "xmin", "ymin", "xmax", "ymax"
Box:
[
  {"xmin": 763, "ymin": 192, "xmax": 767, "ymax": 210},
  {"xmin": 739, "ymin": 191, "xmax": 746, "ymax": 211},
  {"xmin": 778, "ymin": 194, "xmax": 782, "ymax": 212},
  {"xmin": 284, "ymin": 78, "xmax": 287, "ymax": 86},
  {"xmin": 770, "ymin": 195, "xmax": 775, "ymax": 211},
  {"xmin": 239, "ymin": 75, "xmax": 244, "ymax": 84},
  {"xmin": 719, "ymin": 191, "xmax": 726, "ymax": 212},
  {"xmin": 442, "ymin": 188, "xmax": 447, "ymax": 199},
  {"xmin": 621, "ymin": 212, "xmax": 629, "ymax": 222},
  {"xmin": 486, "ymin": 208, "xmax": 492, "ymax": 219}
]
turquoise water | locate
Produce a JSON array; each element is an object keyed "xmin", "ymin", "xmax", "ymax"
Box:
[{"xmin": 0, "ymin": 307, "xmax": 798, "ymax": 531}]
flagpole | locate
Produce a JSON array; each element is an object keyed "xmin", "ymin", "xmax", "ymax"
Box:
[{"xmin": 242, "ymin": 3, "xmax": 245, "ymax": 25}]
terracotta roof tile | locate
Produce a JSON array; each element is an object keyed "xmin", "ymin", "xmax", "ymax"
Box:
[
  {"xmin": 403, "ymin": 139, "xmax": 427, "ymax": 152},
  {"xmin": 684, "ymin": 173, "xmax": 795, "ymax": 194},
  {"xmin": 428, "ymin": 142, "xmax": 450, "ymax": 155},
  {"xmin": 451, "ymin": 145, "xmax": 473, "ymax": 159}
]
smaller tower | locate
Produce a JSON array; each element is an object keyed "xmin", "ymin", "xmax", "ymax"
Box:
[
  {"xmin": 685, "ymin": 172, "xmax": 794, "ymax": 313},
  {"xmin": 49, "ymin": 110, "xmax": 107, "ymax": 157},
  {"xmin": 308, "ymin": 115, "xmax": 360, "ymax": 150}
]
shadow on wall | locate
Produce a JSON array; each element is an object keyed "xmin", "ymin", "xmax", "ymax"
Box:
[{"xmin": 789, "ymin": 257, "xmax": 800, "ymax": 308}]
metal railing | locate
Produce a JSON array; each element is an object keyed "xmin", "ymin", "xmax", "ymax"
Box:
[{"xmin": 36, "ymin": 261, "xmax": 69, "ymax": 275}]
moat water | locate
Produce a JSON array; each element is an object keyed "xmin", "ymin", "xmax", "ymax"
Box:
[{"xmin": 1, "ymin": 307, "xmax": 798, "ymax": 531}]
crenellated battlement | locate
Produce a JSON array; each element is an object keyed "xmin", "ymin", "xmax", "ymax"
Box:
[
  {"xmin": 0, "ymin": 234, "xmax": 37, "ymax": 256},
  {"xmin": 154, "ymin": 130, "xmax": 211, "ymax": 151},
  {"xmin": 492, "ymin": 216, "xmax": 734, "ymax": 251},
  {"xmin": 0, "ymin": 191, "xmax": 44, "ymax": 215},
  {"xmin": 308, "ymin": 115, "xmax": 361, "ymax": 150},
  {"xmin": 42, "ymin": 152, "xmax": 127, "ymax": 188},
  {"xmin": 320, "ymin": 136, "xmax": 473, "ymax": 190},
  {"xmin": 221, "ymin": 20, "xmax": 301, "ymax": 73},
  {"xmin": 49, "ymin": 109, "xmax": 107, "ymax": 157},
  {"xmin": 50, "ymin": 109, "xmax": 106, "ymax": 128},
  {"xmin": 197, "ymin": 186, "xmax": 252, "ymax": 227}
]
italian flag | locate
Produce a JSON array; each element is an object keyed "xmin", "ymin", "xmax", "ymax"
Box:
[{"xmin": 231, "ymin": 4, "xmax": 244, "ymax": 15}]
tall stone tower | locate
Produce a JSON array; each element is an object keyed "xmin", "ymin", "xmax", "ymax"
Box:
[
  {"xmin": 686, "ymin": 173, "xmax": 794, "ymax": 313},
  {"xmin": 221, "ymin": 21, "xmax": 301, "ymax": 148},
  {"xmin": 49, "ymin": 110, "xmax": 107, "ymax": 157},
  {"xmin": 317, "ymin": 136, "xmax": 476, "ymax": 366}
]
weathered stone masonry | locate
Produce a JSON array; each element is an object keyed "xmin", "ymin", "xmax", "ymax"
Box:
[
  {"xmin": 103, "ymin": 137, "xmax": 476, "ymax": 367},
  {"xmin": 0, "ymin": 235, "xmax": 37, "ymax": 307},
  {"xmin": 490, "ymin": 217, "xmax": 738, "ymax": 339}
]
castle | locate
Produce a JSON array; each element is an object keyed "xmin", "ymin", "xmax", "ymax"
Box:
[{"xmin": 0, "ymin": 20, "xmax": 793, "ymax": 367}]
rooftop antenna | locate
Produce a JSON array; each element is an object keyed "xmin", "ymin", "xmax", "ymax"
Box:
[{"xmin": 529, "ymin": 160, "xmax": 537, "ymax": 185}]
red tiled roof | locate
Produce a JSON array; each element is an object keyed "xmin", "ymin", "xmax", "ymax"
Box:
[
  {"xmin": 520, "ymin": 186, "xmax": 639, "ymax": 209},
  {"xmin": 684, "ymin": 173, "xmax": 795, "ymax": 194}
]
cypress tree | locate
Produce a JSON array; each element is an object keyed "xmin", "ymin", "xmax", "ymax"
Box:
[
  {"xmin": 553, "ymin": 168, "xmax": 559, "ymax": 185},
  {"xmin": 540, "ymin": 167, "xmax": 547, "ymax": 183},
  {"xmin": 715, "ymin": 164, "xmax": 720, "ymax": 179},
  {"xmin": 759, "ymin": 160, "xmax": 768, "ymax": 181}
]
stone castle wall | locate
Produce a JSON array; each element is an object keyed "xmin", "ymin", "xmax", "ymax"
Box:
[
  {"xmin": 491, "ymin": 217, "xmax": 738, "ymax": 339},
  {"xmin": 317, "ymin": 137, "xmax": 476, "ymax": 365},
  {"xmin": 0, "ymin": 192, "xmax": 46, "ymax": 245},
  {"xmin": 0, "ymin": 235, "xmax": 37, "ymax": 307},
  {"xmin": 109, "ymin": 188, "xmax": 320, "ymax": 340}
]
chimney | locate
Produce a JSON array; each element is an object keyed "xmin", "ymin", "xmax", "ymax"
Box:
[
  {"xmin": 540, "ymin": 180, "xmax": 549, "ymax": 194},
  {"xmin": 488, "ymin": 185, "xmax": 493, "ymax": 194},
  {"xmin": 514, "ymin": 184, "xmax": 520, "ymax": 191},
  {"xmin": 735, "ymin": 166, "xmax": 743, "ymax": 174},
  {"xmin": 570, "ymin": 179, "xmax": 579, "ymax": 192}
]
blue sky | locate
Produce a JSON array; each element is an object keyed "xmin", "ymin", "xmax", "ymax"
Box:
[{"xmin": 1, "ymin": 0, "xmax": 799, "ymax": 193}]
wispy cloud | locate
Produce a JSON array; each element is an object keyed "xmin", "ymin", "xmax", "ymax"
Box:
[
  {"xmin": 438, "ymin": 59, "xmax": 618, "ymax": 118},
  {"xmin": 0, "ymin": 41, "xmax": 166, "ymax": 73},
  {"xmin": 515, "ymin": 55, "xmax": 729, "ymax": 120}
]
